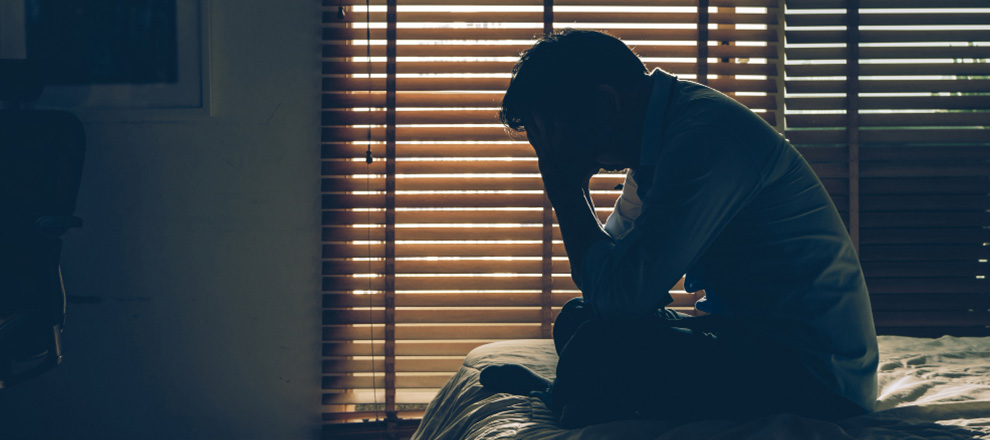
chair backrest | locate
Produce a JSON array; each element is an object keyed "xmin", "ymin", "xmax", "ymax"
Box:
[{"xmin": 0, "ymin": 58, "xmax": 85, "ymax": 389}]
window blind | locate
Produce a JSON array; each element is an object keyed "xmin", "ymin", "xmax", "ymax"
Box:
[{"xmin": 783, "ymin": 0, "xmax": 990, "ymax": 337}]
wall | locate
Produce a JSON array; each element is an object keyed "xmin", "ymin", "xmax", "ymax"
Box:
[{"xmin": 0, "ymin": 1, "xmax": 323, "ymax": 438}]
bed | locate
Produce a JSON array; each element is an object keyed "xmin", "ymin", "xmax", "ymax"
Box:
[{"xmin": 411, "ymin": 335, "xmax": 990, "ymax": 440}]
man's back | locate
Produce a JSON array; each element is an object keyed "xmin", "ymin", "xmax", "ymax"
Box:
[{"xmin": 610, "ymin": 77, "xmax": 879, "ymax": 411}]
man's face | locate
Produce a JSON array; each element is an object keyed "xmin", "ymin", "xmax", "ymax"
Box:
[
  {"xmin": 525, "ymin": 112, "xmax": 629, "ymax": 172},
  {"xmin": 523, "ymin": 113, "xmax": 560, "ymax": 160}
]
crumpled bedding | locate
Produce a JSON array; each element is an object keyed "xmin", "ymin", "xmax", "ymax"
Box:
[{"xmin": 412, "ymin": 336, "xmax": 990, "ymax": 440}]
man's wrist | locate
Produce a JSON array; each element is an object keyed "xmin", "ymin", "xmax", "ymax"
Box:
[
  {"xmin": 543, "ymin": 180, "xmax": 584, "ymax": 207},
  {"xmin": 543, "ymin": 166, "xmax": 596, "ymax": 200},
  {"xmin": 545, "ymin": 181, "xmax": 608, "ymax": 271}
]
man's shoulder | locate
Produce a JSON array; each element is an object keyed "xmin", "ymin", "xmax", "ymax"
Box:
[
  {"xmin": 674, "ymin": 81, "xmax": 741, "ymax": 109},
  {"xmin": 661, "ymin": 89, "xmax": 747, "ymax": 138},
  {"xmin": 664, "ymin": 81, "xmax": 784, "ymax": 152}
]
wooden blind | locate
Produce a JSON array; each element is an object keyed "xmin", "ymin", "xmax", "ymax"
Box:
[
  {"xmin": 322, "ymin": 1, "xmax": 552, "ymax": 427},
  {"xmin": 783, "ymin": 0, "xmax": 990, "ymax": 336}
]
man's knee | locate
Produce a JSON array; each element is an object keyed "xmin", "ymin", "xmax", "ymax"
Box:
[
  {"xmin": 553, "ymin": 297, "xmax": 596, "ymax": 354},
  {"xmin": 557, "ymin": 297, "xmax": 593, "ymax": 322},
  {"xmin": 560, "ymin": 317, "xmax": 635, "ymax": 361},
  {"xmin": 564, "ymin": 317, "xmax": 716, "ymax": 369}
]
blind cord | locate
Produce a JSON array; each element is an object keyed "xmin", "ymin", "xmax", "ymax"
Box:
[
  {"xmin": 340, "ymin": 0, "xmax": 381, "ymax": 431},
  {"xmin": 359, "ymin": 0, "xmax": 383, "ymax": 433}
]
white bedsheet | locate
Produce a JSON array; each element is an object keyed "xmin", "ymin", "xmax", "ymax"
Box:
[{"xmin": 412, "ymin": 336, "xmax": 990, "ymax": 440}]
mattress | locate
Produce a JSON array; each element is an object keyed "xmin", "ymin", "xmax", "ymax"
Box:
[{"xmin": 412, "ymin": 336, "xmax": 990, "ymax": 440}]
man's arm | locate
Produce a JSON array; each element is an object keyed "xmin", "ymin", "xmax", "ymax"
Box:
[
  {"xmin": 526, "ymin": 115, "xmax": 611, "ymax": 281},
  {"xmin": 576, "ymin": 126, "xmax": 766, "ymax": 318},
  {"xmin": 541, "ymin": 179, "xmax": 610, "ymax": 283}
]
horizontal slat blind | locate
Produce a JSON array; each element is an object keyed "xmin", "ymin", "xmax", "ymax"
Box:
[
  {"xmin": 321, "ymin": 0, "xmax": 776, "ymax": 430},
  {"xmin": 855, "ymin": 0, "xmax": 990, "ymax": 335},
  {"xmin": 784, "ymin": 0, "xmax": 990, "ymax": 336},
  {"xmin": 784, "ymin": 0, "xmax": 853, "ymax": 231},
  {"xmin": 553, "ymin": 0, "xmax": 783, "ymax": 127}
]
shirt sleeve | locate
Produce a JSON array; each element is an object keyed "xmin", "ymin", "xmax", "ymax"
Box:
[
  {"xmin": 603, "ymin": 170, "xmax": 642, "ymax": 240},
  {"xmin": 576, "ymin": 125, "xmax": 765, "ymax": 318}
]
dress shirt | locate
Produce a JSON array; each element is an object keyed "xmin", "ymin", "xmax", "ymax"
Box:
[{"xmin": 582, "ymin": 69, "xmax": 879, "ymax": 411}]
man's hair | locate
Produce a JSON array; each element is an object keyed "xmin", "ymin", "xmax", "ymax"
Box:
[{"xmin": 499, "ymin": 29, "xmax": 648, "ymax": 132}]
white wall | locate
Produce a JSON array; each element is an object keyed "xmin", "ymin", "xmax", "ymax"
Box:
[{"xmin": 0, "ymin": 1, "xmax": 323, "ymax": 438}]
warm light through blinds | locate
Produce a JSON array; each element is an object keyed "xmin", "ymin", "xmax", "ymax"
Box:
[
  {"xmin": 783, "ymin": 0, "xmax": 990, "ymax": 335},
  {"xmin": 321, "ymin": 0, "xmax": 988, "ymax": 434}
]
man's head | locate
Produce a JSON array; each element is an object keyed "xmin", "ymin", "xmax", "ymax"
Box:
[{"xmin": 500, "ymin": 29, "xmax": 651, "ymax": 170}]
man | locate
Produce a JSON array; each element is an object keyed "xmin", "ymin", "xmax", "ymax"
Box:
[{"xmin": 479, "ymin": 29, "xmax": 879, "ymax": 428}]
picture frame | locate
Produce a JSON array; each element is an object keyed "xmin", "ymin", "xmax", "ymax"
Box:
[{"xmin": 0, "ymin": 0, "xmax": 211, "ymax": 120}]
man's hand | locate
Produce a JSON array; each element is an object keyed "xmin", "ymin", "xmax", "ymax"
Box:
[
  {"xmin": 537, "ymin": 154, "xmax": 600, "ymax": 197},
  {"xmin": 526, "ymin": 115, "xmax": 600, "ymax": 196}
]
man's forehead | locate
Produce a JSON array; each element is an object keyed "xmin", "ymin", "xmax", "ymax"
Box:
[{"xmin": 521, "ymin": 112, "xmax": 553, "ymax": 153}]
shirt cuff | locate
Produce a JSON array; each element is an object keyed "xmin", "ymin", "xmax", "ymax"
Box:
[{"xmin": 604, "ymin": 172, "xmax": 642, "ymax": 240}]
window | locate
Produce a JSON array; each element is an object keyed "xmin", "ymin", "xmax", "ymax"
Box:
[
  {"xmin": 783, "ymin": 0, "xmax": 990, "ymax": 335},
  {"xmin": 321, "ymin": 0, "xmax": 988, "ymax": 436}
]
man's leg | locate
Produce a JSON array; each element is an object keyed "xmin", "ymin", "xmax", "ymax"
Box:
[
  {"xmin": 481, "ymin": 297, "xmax": 694, "ymax": 413},
  {"xmin": 482, "ymin": 298, "xmax": 864, "ymax": 427},
  {"xmin": 553, "ymin": 297, "xmax": 596, "ymax": 354},
  {"xmin": 551, "ymin": 314, "xmax": 867, "ymax": 428},
  {"xmin": 551, "ymin": 314, "xmax": 717, "ymax": 427},
  {"xmin": 478, "ymin": 296, "xmax": 591, "ymax": 398},
  {"xmin": 553, "ymin": 297, "xmax": 694, "ymax": 353}
]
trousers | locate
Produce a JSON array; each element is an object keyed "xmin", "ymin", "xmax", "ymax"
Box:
[{"xmin": 549, "ymin": 297, "xmax": 866, "ymax": 427}]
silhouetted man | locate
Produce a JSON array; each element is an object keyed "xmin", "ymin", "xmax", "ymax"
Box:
[{"xmin": 480, "ymin": 29, "xmax": 878, "ymax": 428}]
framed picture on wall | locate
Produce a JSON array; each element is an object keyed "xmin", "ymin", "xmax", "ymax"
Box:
[{"xmin": 0, "ymin": 0, "xmax": 210, "ymax": 116}]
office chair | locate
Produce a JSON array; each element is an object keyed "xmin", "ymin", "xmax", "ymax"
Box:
[{"xmin": 0, "ymin": 59, "xmax": 85, "ymax": 389}]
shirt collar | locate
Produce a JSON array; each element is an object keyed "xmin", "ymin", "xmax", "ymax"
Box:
[{"xmin": 639, "ymin": 69, "xmax": 676, "ymax": 166}]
